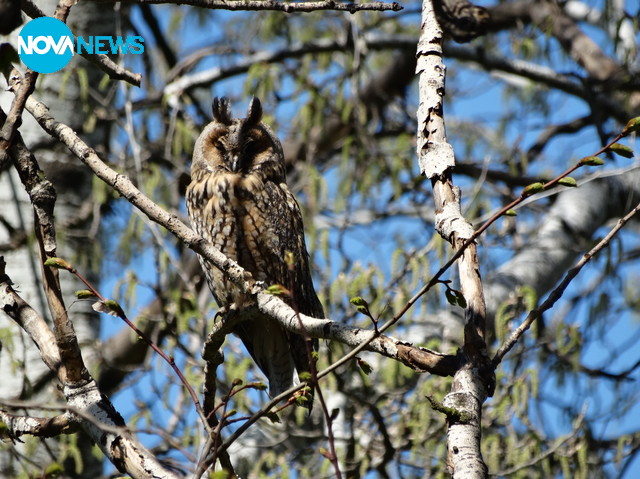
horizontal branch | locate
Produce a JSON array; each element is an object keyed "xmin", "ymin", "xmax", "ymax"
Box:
[
  {"xmin": 258, "ymin": 293, "xmax": 460, "ymax": 375},
  {"xmin": 99, "ymin": 0, "xmax": 403, "ymax": 13},
  {"xmin": 0, "ymin": 409, "xmax": 79, "ymax": 439}
]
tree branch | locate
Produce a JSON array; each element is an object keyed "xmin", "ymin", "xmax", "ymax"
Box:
[
  {"xmin": 0, "ymin": 257, "xmax": 180, "ymax": 479},
  {"xmin": 0, "ymin": 409, "xmax": 79, "ymax": 439},
  {"xmin": 416, "ymin": 0, "xmax": 490, "ymax": 476},
  {"xmin": 98, "ymin": 0, "xmax": 403, "ymax": 13},
  {"xmin": 492, "ymin": 198, "xmax": 640, "ymax": 367}
]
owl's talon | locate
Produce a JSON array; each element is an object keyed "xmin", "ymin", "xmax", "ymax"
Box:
[{"xmin": 213, "ymin": 307, "xmax": 228, "ymax": 322}]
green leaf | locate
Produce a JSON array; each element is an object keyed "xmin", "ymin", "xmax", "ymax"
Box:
[
  {"xmin": 265, "ymin": 284, "xmax": 289, "ymax": 296},
  {"xmin": 222, "ymin": 409, "xmax": 237, "ymax": 420},
  {"xmin": 622, "ymin": 116, "xmax": 640, "ymax": 136},
  {"xmin": 44, "ymin": 257, "xmax": 72, "ymax": 270},
  {"xmin": 504, "ymin": 209, "xmax": 517, "ymax": 216},
  {"xmin": 445, "ymin": 288, "xmax": 467, "ymax": 309},
  {"xmin": 521, "ymin": 182, "xmax": 545, "ymax": 197},
  {"xmin": 210, "ymin": 471, "xmax": 233, "ymax": 479},
  {"xmin": 105, "ymin": 299, "xmax": 125, "ymax": 316},
  {"xmin": 350, "ymin": 296, "xmax": 369, "ymax": 308},
  {"xmin": 93, "ymin": 299, "xmax": 125, "ymax": 317},
  {"xmin": 558, "ymin": 177, "xmax": 578, "ymax": 187},
  {"xmin": 247, "ymin": 381, "xmax": 267, "ymax": 391},
  {"xmin": 74, "ymin": 290, "xmax": 95, "ymax": 299},
  {"xmin": 43, "ymin": 462, "xmax": 64, "ymax": 477},
  {"xmin": 298, "ymin": 371, "xmax": 312, "ymax": 382},
  {"xmin": 351, "ymin": 296, "xmax": 371, "ymax": 316},
  {"xmin": 579, "ymin": 156, "xmax": 604, "ymax": 166},
  {"xmin": 520, "ymin": 285, "xmax": 538, "ymax": 311},
  {"xmin": 319, "ymin": 447, "xmax": 333, "ymax": 459},
  {"xmin": 607, "ymin": 143, "xmax": 634, "ymax": 158}
]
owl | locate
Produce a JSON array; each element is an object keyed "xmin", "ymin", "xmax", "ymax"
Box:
[{"xmin": 186, "ymin": 97, "xmax": 323, "ymax": 402}]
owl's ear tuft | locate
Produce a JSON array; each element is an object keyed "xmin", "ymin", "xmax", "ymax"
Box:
[
  {"xmin": 212, "ymin": 97, "xmax": 232, "ymax": 125},
  {"xmin": 246, "ymin": 97, "xmax": 263, "ymax": 126}
]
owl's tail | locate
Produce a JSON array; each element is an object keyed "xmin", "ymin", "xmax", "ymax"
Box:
[{"xmin": 234, "ymin": 318, "xmax": 315, "ymax": 408}]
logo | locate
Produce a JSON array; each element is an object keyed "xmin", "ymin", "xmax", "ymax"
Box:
[
  {"xmin": 19, "ymin": 17, "xmax": 74, "ymax": 73},
  {"xmin": 18, "ymin": 17, "xmax": 145, "ymax": 74}
]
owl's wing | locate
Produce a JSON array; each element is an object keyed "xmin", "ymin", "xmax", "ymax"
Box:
[
  {"xmin": 238, "ymin": 179, "xmax": 322, "ymax": 392},
  {"xmin": 275, "ymin": 182, "xmax": 323, "ymax": 387},
  {"xmin": 240, "ymin": 179, "xmax": 323, "ymax": 318}
]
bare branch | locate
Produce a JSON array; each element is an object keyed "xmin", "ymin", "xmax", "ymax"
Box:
[
  {"xmin": 0, "ymin": 69, "xmax": 38, "ymax": 171},
  {"xmin": 492, "ymin": 199, "xmax": 640, "ymax": 367},
  {"xmin": 0, "ymin": 409, "xmax": 79, "ymax": 439},
  {"xmin": 98, "ymin": 0, "xmax": 403, "ymax": 13},
  {"xmin": 5, "ymin": 72, "xmax": 91, "ymax": 386},
  {"xmin": 416, "ymin": 0, "xmax": 492, "ymax": 476}
]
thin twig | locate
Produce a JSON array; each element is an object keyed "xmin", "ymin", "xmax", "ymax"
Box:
[
  {"xmin": 397, "ymin": 129, "xmax": 630, "ymax": 341},
  {"xmin": 50, "ymin": 259, "xmax": 212, "ymax": 436},
  {"xmin": 285, "ymin": 268, "xmax": 343, "ymax": 479},
  {"xmin": 492, "ymin": 199, "xmax": 640, "ymax": 367}
]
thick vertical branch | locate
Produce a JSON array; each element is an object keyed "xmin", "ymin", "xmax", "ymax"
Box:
[
  {"xmin": 6, "ymin": 72, "xmax": 91, "ymax": 386},
  {"xmin": 416, "ymin": 0, "xmax": 491, "ymax": 477}
]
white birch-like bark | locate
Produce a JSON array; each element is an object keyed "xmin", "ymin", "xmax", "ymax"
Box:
[
  {"xmin": 442, "ymin": 368, "xmax": 487, "ymax": 477},
  {"xmin": 415, "ymin": 1, "xmax": 489, "ymax": 477},
  {"xmin": 0, "ymin": 2, "xmax": 115, "ymax": 476}
]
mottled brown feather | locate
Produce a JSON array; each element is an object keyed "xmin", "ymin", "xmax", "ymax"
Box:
[{"xmin": 186, "ymin": 97, "xmax": 322, "ymax": 401}]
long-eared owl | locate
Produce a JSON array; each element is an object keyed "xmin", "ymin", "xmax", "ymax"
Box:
[{"xmin": 186, "ymin": 97, "xmax": 323, "ymax": 400}]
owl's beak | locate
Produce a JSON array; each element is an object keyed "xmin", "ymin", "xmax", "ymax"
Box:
[{"xmin": 230, "ymin": 154, "xmax": 240, "ymax": 172}]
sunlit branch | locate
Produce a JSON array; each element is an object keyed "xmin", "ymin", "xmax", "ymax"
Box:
[
  {"xmin": 0, "ymin": 258, "xmax": 179, "ymax": 479},
  {"xmin": 99, "ymin": 0, "xmax": 403, "ymax": 14}
]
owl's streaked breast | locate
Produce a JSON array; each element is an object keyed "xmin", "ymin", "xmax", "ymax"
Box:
[{"xmin": 186, "ymin": 169, "xmax": 276, "ymax": 306}]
